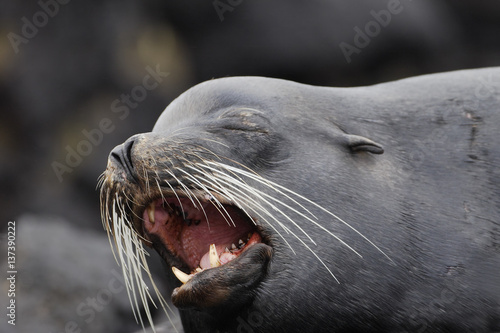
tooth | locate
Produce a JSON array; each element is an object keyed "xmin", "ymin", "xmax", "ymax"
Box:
[
  {"xmin": 225, "ymin": 247, "xmax": 229, "ymax": 253},
  {"xmin": 238, "ymin": 239, "xmax": 244, "ymax": 245},
  {"xmin": 172, "ymin": 266, "xmax": 191, "ymax": 284},
  {"xmin": 209, "ymin": 244, "xmax": 221, "ymax": 268},
  {"xmin": 148, "ymin": 203, "xmax": 155, "ymax": 223},
  {"xmin": 231, "ymin": 243, "xmax": 237, "ymax": 250}
]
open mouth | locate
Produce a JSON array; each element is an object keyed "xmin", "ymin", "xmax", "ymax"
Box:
[{"xmin": 140, "ymin": 195, "xmax": 272, "ymax": 310}]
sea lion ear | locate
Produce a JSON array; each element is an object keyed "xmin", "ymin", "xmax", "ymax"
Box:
[{"xmin": 343, "ymin": 134, "xmax": 384, "ymax": 155}]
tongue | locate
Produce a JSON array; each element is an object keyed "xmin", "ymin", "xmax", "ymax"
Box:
[{"xmin": 199, "ymin": 252, "xmax": 211, "ymax": 270}]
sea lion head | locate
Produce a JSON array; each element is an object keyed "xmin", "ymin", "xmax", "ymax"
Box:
[{"xmin": 99, "ymin": 77, "xmax": 387, "ymax": 332}]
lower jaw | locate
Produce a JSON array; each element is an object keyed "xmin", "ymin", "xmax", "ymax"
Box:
[{"xmin": 170, "ymin": 242, "xmax": 273, "ymax": 311}]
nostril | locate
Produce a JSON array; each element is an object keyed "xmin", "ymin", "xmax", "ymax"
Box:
[
  {"xmin": 110, "ymin": 139, "xmax": 137, "ymax": 180},
  {"xmin": 123, "ymin": 140, "xmax": 135, "ymax": 169},
  {"xmin": 110, "ymin": 147, "xmax": 122, "ymax": 164}
]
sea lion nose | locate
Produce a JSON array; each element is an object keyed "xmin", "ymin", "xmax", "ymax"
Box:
[{"xmin": 110, "ymin": 138, "xmax": 136, "ymax": 180}]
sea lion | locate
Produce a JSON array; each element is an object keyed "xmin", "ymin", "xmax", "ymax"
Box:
[{"xmin": 99, "ymin": 68, "xmax": 500, "ymax": 332}]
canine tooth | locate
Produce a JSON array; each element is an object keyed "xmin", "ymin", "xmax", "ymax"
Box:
[
  {"xmin": 238, "ymin": 239, "xmax": 244, "ymax": 245},
  {"xmin": 148, "ymin": 203, "xmax": 155, "ymax": 223},
  {"xmin": 209, "ymin": 244, "xmax": 221, "ymax": 268},
  {"xmin": 172, "ymin": 267, "xmax": 191, "ymax": 284},
  {"xmin": 231, "ymin": 243, "xmax": 237, "ymax": 250}
]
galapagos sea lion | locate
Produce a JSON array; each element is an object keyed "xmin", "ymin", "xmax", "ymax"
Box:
[{"xmin": 100, "ymin": 67, "xmax": 500, "ymax": 332}]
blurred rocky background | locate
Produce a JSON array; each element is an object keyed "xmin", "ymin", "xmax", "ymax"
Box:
[{"xmin": 0, "ymin": 0, "xmax": 499, "ymax": 332}]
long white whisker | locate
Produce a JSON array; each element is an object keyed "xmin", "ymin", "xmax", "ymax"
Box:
[{"xmin": 163, "ymin": 169, "xmax": 186, "ymax": 214}]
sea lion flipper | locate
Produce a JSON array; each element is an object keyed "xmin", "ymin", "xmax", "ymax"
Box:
[{"xmin": 343, "ymin": 134, "xmax": 384, "ymax": 155}]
